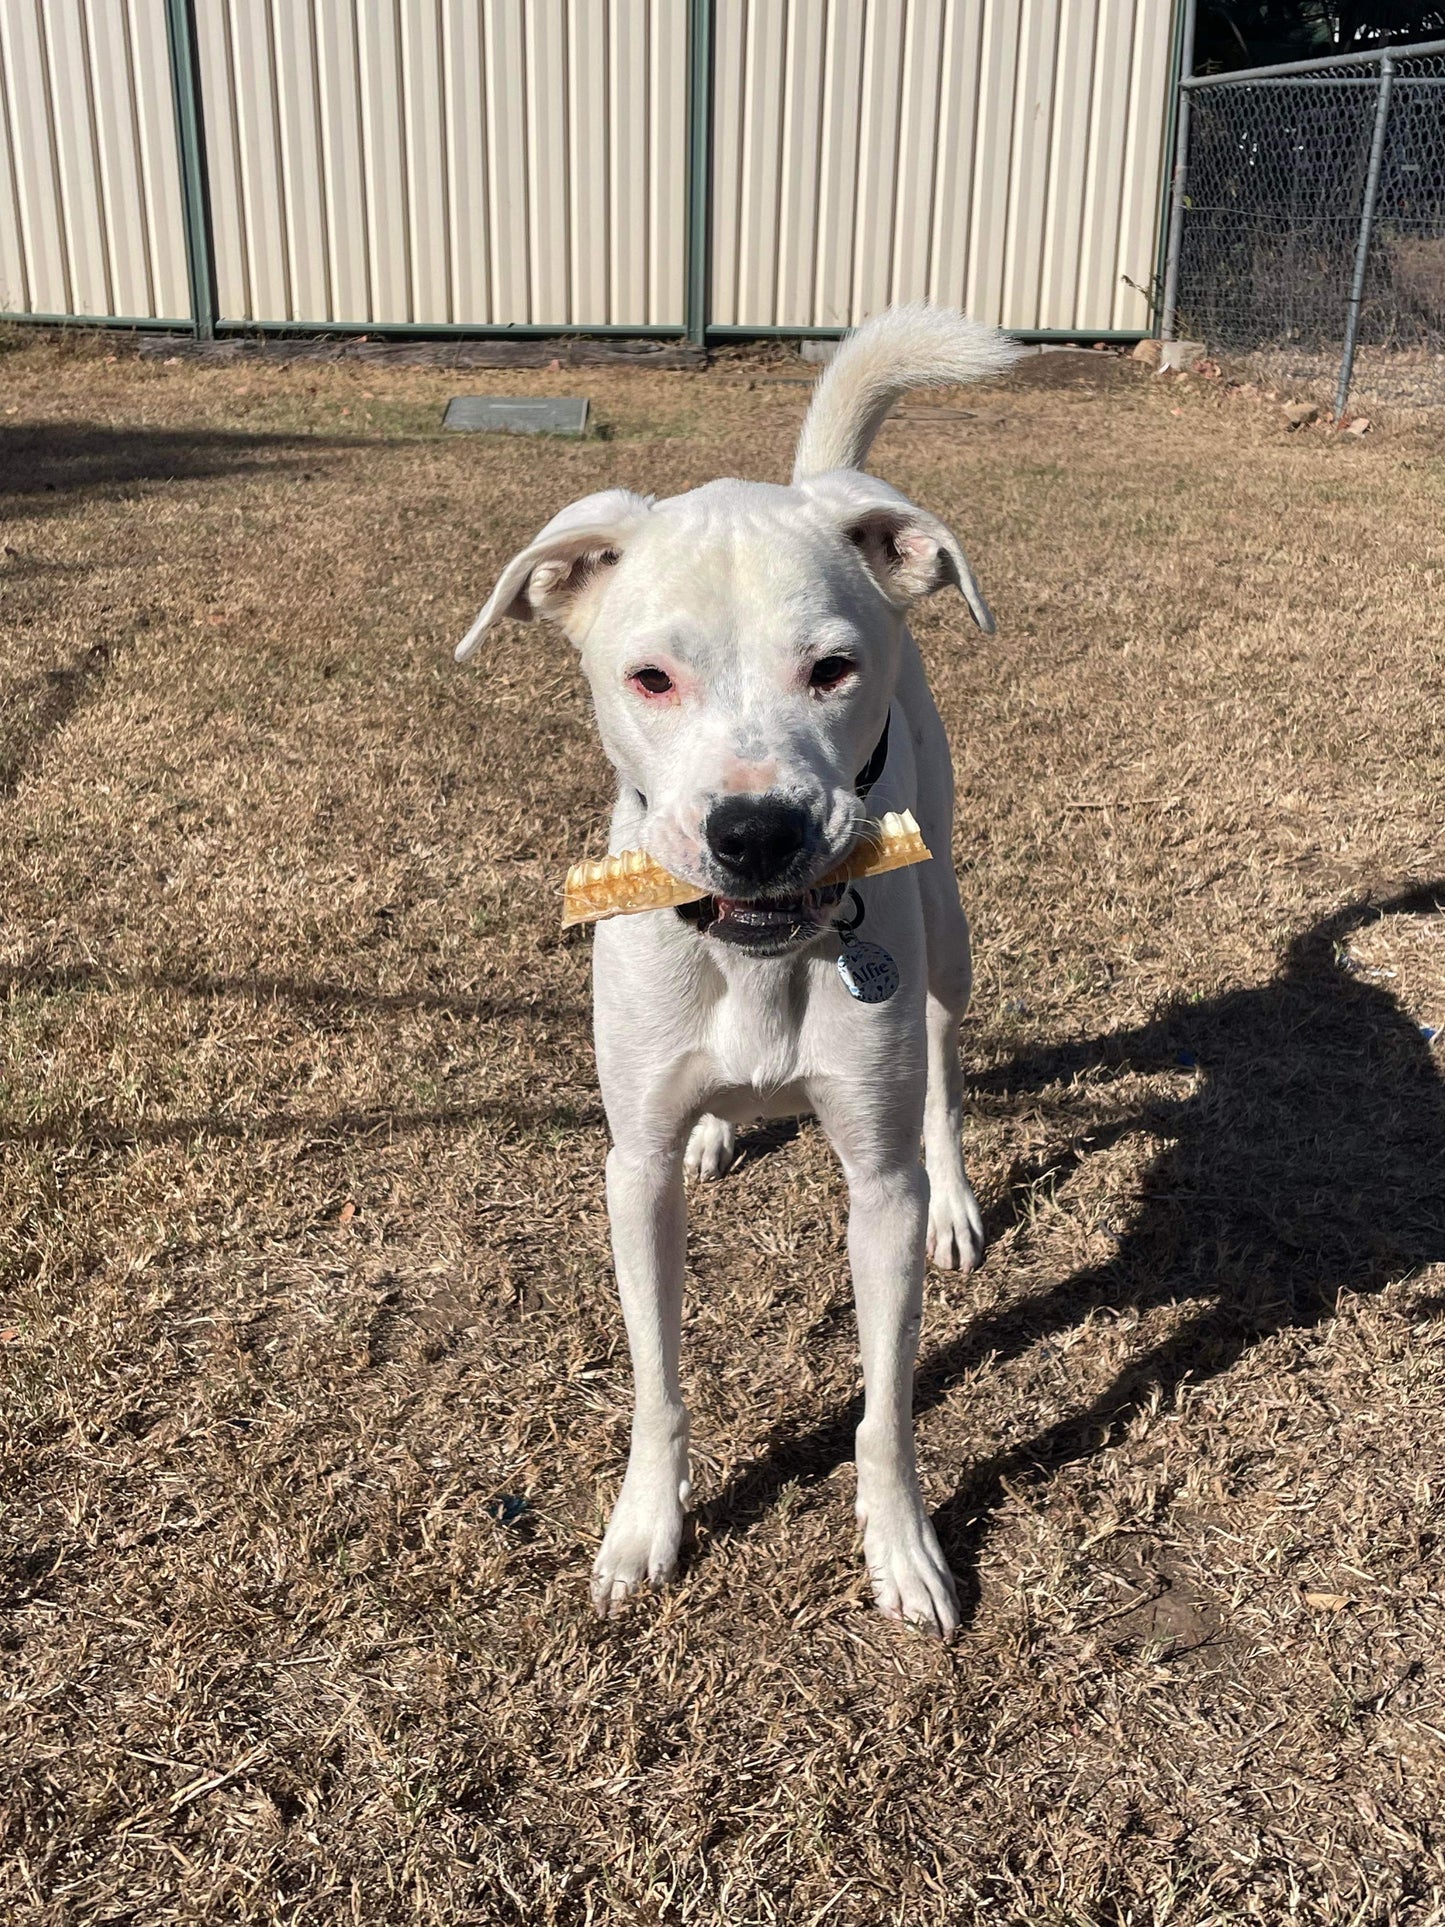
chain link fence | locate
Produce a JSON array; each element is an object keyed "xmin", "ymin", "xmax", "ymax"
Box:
[{"xmin": 1163, "ymin": 41, "xmax": 1445, "ymax": 415}]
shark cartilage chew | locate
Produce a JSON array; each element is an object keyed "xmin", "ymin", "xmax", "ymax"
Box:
[
  {"xmin": 833, "ymin": 809, "xmax": 931, "ymax": 884},
  {"xmin": 560, "ymin": 848, "xmax": 708, "ymax": 927},
  {"xmin": 561, "ymin": 810, "xmax": 932, "ymax": 928}
]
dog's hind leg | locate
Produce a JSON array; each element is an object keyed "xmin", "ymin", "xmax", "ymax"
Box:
[
  {"xmin": 683, "ymin": 1113, "xmax": 737, "ymax": 1180},
  {"xmin": 920, "ymin": 867, "xmax": 985, "ymax": 1273},
  {"xmin": 591, "ymin": 1144, "xmax": 691, "ymax": 1613}
]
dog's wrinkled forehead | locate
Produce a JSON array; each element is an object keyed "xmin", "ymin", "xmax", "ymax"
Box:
[{"xmin": 584, "ymin": 478, "xmax": 884, "ymax": 656}]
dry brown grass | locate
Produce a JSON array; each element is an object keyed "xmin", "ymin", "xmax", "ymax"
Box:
[
  {"xmin": 1, "ymin": 337, "xmax": 1443, "ymax": 1926},
  {"xmin": 1215, "ymin": 340, "xmax": 1445, "ymax": 418}
]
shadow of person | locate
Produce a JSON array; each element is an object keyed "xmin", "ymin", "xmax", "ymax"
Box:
[{"xmin": 698, "ymin": 886, "xmax": 1445, "ymax": 1617}]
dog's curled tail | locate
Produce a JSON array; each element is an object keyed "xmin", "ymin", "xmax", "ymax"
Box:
[{"xmin": 791, "ymin": 303, "xmax": 1020, "ymax": 482}]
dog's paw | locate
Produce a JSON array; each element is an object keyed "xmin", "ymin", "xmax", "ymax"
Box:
[
  {"xmin": 684, "ymin": 1114, "xmax": 737, "ymax": 1181},
  {"xmin": 591, "ymin": 1478, "xmax": 687, "ymax": 1616},
  {"xmin": 927, "ymin": 1175, "xmax": 984, "ymax": 1273},
  {"xmin": 859, "ymin": 1500, "xmax": 960, "ymax": 1639}
]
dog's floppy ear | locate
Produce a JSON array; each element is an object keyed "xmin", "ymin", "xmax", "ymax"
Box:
[
  {"xmin": 455, "ymin": 488, "xmax": 654, "ymax": 661},
  {"xmin": 799, "ymin": 470, "xmax": 996, "ymax": 634}
]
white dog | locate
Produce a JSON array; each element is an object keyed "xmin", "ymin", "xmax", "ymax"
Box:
[{"xmin": 458, "ymin": 307, "xmax": 1018, "ymax": 1635}]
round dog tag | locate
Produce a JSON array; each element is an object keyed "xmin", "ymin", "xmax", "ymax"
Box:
[{"xmin": 837, "ymin": 939, "xmax": 899, "ymax": 1004}]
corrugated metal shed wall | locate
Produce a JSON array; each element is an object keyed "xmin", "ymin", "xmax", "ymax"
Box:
[
  {"xmin": 0, "ymin": 0, "xmax": 1178, "ymax": 335},
  {"xmin": 709, "ymin": 0, "xmax": 1174, "ymax": 332},
  {"xmin": 195, "ymin": 0, "xmax": 687, "ymax": 327},
  {"xmin": 0, "ymin": 0, "xmax": 189, "ymax": 321}
]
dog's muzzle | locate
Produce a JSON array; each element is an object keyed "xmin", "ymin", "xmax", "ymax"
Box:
[
  {"xmin": 688, "ymin": 794, "xmax": 836, "ymax": 954},
  {"xmin": 681, "ymin": 720, "xmax": 891, "ymax": 956}
]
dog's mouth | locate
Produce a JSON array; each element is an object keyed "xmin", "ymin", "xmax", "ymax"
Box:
[{"xmin": 678, "ymin": 882, "xmax": 848, "ymax": 956}]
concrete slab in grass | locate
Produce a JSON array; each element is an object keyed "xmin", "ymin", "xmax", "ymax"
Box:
[{"xmin": 443, "ymin": 396, "xmax": 590, "ymax": 436}]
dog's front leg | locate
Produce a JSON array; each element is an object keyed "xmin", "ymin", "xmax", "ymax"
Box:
[
  {"xmin": 841, "ymin": 1156, "xmax": 960, "ymax": 1638},
  {"xmin": 591, "ymin": 1143, "xmax": 690, "ymax": 1614}
]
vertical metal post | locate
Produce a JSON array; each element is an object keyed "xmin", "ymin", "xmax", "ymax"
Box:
[
  {"xmin": 164, "ymin": 0, "xmax": 216, "ymax": 339},
  {"xmin": 685, "ymin": 0, "xmax": 713, "ymax": 350},
  {"xmin": 1335, "ymin": 53, "xmax": 1396, "ymax": 421},
  {"xmin": 1160, "ymin": 0, "xmax": 1198, "ymax": 341}
]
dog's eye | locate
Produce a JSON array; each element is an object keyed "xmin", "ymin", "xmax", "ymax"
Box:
[
  {"xmin": 630, "ymin": 667, "xmax": 674, "ymax": 697},
  {"xmin": 809, "ymin": 655, "xmax": 856, "ymax": 692}
]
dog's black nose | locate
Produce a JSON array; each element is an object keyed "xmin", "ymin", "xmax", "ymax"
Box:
[{"xmin": 704, "ymin": 796, "xmax": 813, "ymax": 890}]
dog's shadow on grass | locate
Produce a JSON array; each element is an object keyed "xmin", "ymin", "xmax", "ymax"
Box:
[
  {"xmin": 700, "ymin": 884, "xmax": 1445, "ymax": 1621},
  {"xmin": 733, "ymin": 1118, "xmax": 803, "ymax": 1166}
]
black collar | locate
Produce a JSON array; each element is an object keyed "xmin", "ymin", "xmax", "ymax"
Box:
[{"xmin": 854, "ymin": 713, "xmax": 890, "ymax": 799}]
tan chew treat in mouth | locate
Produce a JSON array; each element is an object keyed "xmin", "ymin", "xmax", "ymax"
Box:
[
  {"xmin": 560, "ymin": 847, "xmax": 705, "ymax": 927},
  {"xmin": 561, "ymin": 810, "xmax": 932, "ymax": 928},
  {"xmin": 835, "ymin": 809, "xmax": 932, "ymax": 883}
]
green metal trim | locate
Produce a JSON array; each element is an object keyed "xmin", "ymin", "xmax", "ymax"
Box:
[
  {"xmin": 0, "ymin": 311, "xmax": 192, "ymax": 329},
  {"xmin": 1008, "ymin": 329, "xmax": 1149, "ymax": 343},
  {"xmin": 164, "ymin": 0, "xmax": 216, "ymax": 340},
  {"xmin": 704, "ymin": 325, "xmax": 1148, "ymax": 342},
  {"xmin": 6, "ymin": 313, "xmax": 1147, "ymax": 348},
  {"xmin": 685, "ymin": 0, "xmax": 714, "ymax": 349},
  {"xmin": 705, "ymin": 325, "xmax": 853, "ymax": 338},
  {"xmin": 1154, "ymin": 0, "xmax": 1193, "ymax": 338},
  {"xmin": 210, "ymin": 319, "xmax": 688, "ymax": 338}
]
